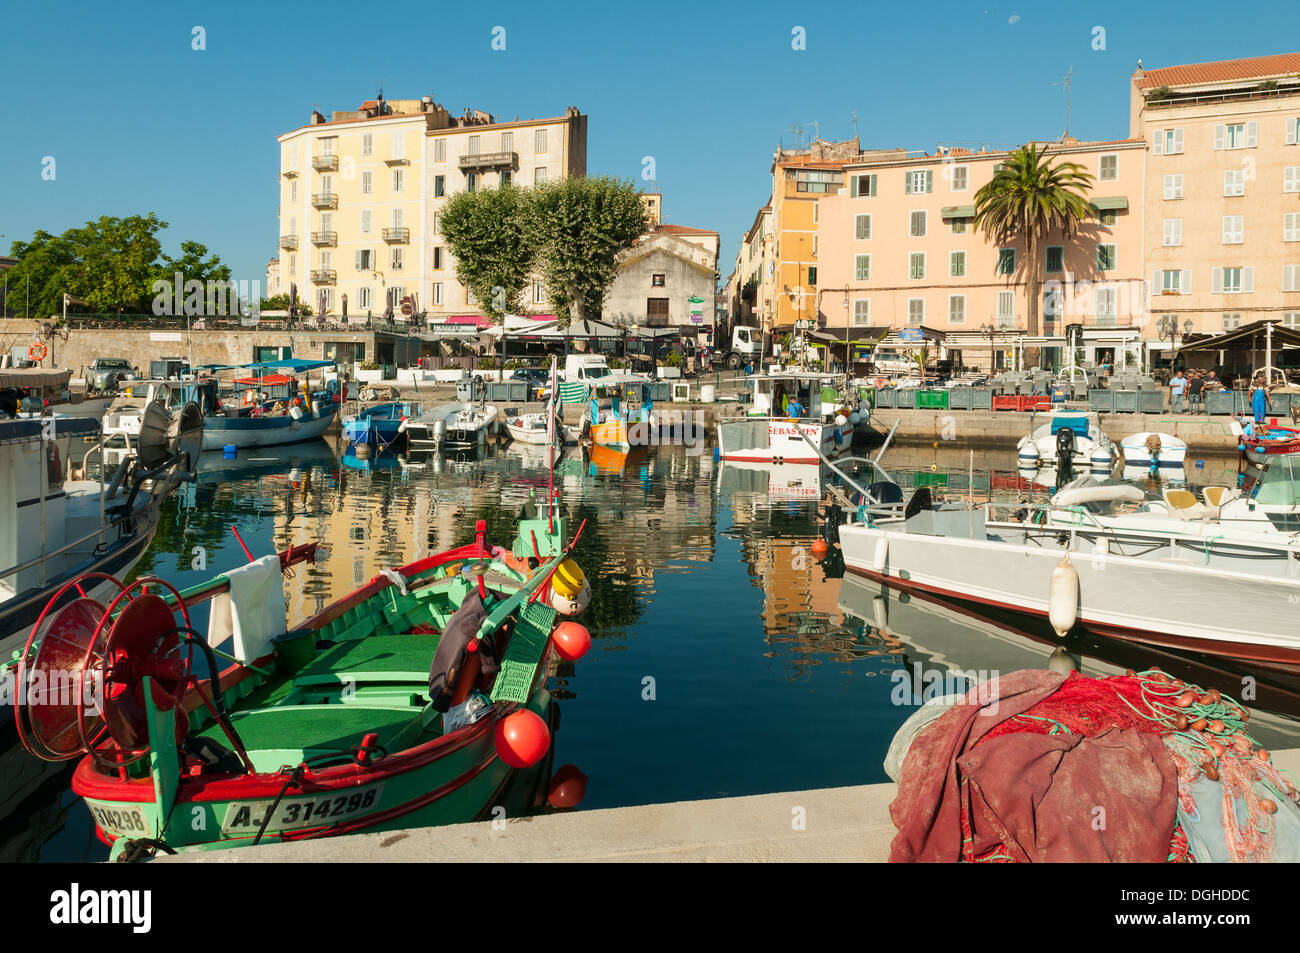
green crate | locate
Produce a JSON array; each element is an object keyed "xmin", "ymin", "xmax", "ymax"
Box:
[
  {"xmin": 913, "ymin": 471, "xmax": 948, "ymax": 488},
  {"xmin": 489, "ymin": 600, "xmax": 557, "ymax": 704},
  {"xmin": 916, "ymin": 389, "xmax": 948, "ymax": 410},
  {"xmin": 896, "ymin": 389, "xmax": 917, "ymax": 409}
]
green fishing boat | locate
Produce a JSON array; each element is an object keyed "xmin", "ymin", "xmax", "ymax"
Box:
[{"xmin": 13, "ymin": 502, "xmax": 594, "ymax": 859}]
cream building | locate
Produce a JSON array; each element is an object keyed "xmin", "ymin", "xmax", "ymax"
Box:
[
  {"xmin": 1131, "ymin": 53, "xmax": 1300, "ymax": 354},
  {"xmin": 276, "ymin": 95, "xmax": 587, "ymax": 321}
]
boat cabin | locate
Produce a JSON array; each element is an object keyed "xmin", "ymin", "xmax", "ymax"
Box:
[{"xmin": 747, "ymin": 373, "xmax": 838, "ymax": 420}]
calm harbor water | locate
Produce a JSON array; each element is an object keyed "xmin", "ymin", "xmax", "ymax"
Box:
[{"xmin": 9, "ymin": 435, "xmax": 1300, "ymax": 862}]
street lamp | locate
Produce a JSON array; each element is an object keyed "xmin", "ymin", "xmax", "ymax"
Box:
[
  {"xmin": 979, "ymin": 322, "xmax": 998, "ymax": 374},
  {"xmin": 1157, "ymin": 316, "xmax": 1195, "ymax": 373}
]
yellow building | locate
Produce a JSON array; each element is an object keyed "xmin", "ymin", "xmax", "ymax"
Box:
[
  {"xmin": 276, "ymin": 94, "xmax": 587, "ymax": 321},
  {"xmin": 1130, "ymin": 53, "xmax": 1300, "ymax": 354}
]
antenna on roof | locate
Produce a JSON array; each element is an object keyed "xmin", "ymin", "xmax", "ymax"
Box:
[
  {"xmin": 1052, "ymin": 66, "xmax": 1074, "ymax": 139},
  {"xmin": 850, "ymin": 109, "xmax": 860, "ymax": 145}
]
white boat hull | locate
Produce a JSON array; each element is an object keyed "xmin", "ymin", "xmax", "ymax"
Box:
[
  {"xmin": 1121, "ymin": 432, "xmax": 1188, "ymax": 467},
  {"xmin": 716, "ymin": 417, "xmax": 853, "ymax": 465}
]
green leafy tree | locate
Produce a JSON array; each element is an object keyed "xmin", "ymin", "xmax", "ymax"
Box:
[
  {"xmin": 973, "ymin": 145, "xmax": 1094, "ymax": 340},
  {"xmin": 260, "ymin": 292, "xmax": 313, "ymax": 316},
  {"xmin": 526, "ymin": 177, "xmax": 647, "ymax": 323},
  {"xmin": 440, "ymin": 185, "xmax": 535, "ymax": 320}
]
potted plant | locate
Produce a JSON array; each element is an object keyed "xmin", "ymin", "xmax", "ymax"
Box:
[{"xmin": 354, "ymin": 360, "xmax": 384, "ymax": 383}]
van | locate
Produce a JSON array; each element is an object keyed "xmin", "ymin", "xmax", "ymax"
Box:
[{"xmin": 563, "ymin": 355, "xmax": 615, "ymax": 382}]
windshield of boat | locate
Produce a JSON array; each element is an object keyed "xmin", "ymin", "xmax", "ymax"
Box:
[{"xmin": 1255, "ymin": 456, "xmax": 1300, "ymax": 506}]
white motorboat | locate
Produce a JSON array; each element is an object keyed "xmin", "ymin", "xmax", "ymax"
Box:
[
  {"xmin": 404, "ymin": 402, "xmax": 499, "ymax": 450},
  {"xmin": 716, "ymin": 371, "xmax": 859, "ymax": 465},
  {"xmin": 505, "ymin": 410, "xmax": 558, "ymax": 446},
  {"xmin": 1121, "ymin": 431, "xmax": 1188, "ymax": 468},
  {"xmin": 1016, "ymin": 410, "xmax": 1114, "ymax": 468}
]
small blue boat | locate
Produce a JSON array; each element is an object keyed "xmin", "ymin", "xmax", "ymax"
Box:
[{"xmin": 342, "ymin": 400, "xmax": 421, "ymax": 449}]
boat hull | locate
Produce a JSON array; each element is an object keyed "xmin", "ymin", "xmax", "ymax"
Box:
[
  {"xmin": 716, "ymin": 417, "xmax": 852, "ymax": 465},
  {"xmin": 201, "ymin": 404, "xmax": 339, "ymax": 450},
  {"xmin": 1120, "ymin": 432, "xmax": 1188, "ymax": 467}
]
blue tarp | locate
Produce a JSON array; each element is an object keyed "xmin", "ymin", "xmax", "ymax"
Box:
[
  {"xmin": 240, "ymin": 359, "xmax": 336, "ymax": 373},
  {"xmin": 1050, "ymin": 415, "xmax": 1091, "ymax": 435}
]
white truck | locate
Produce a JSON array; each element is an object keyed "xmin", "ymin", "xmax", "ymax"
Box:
[
  {"xmin": 563, "ymin": 354, "xmax": 616, "ymax": 383},
  {"xmin": 722, "ymin": 326, "xmax": 761, "ymax": 369}
]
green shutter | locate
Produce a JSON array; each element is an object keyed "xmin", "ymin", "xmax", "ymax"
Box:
[
  {"xmin": 850, "ymin": 175, "xmax": 859, "ymax": 197},
  {"xmin": 925, "ymin": 170, "xmax": 933, "ymax": 193}
]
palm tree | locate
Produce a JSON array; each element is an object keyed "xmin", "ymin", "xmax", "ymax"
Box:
[{"xmin": 973, "ymin": 145, "xmax": 1095, "ymax": 345}]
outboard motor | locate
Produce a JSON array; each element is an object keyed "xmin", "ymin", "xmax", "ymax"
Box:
[{"xmin": 1055, "ymin": 426, "xmax": 1076, "ymax": 481}]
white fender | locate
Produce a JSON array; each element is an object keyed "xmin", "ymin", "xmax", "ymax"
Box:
[
  {"xmin": 872, "ymin": 595, "xmax": 888, "ymax": 630},
  {"xmin": 550, "ymin": 576, "xmax": 591, "ymax": 616},
  {"xmin": 1048, "ymin": 553, "xmax": 1079, "ymax": 638},
  {"xmin": 871, "ymin": 537, "xmax": 888, "ymax": 573}
]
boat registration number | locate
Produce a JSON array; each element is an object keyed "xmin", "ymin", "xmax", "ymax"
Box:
[
  {"xmin": 85, "ymin": 800, "xmax": 151, "ymax": 838},
  {"xmin": 221, "ymin": 783, "xmax": 385, "ymax": 834}
]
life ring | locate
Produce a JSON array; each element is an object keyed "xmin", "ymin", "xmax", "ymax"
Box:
[{"xmin": 27, "ymin": 342, "xmax": 47, "ymax": 362}]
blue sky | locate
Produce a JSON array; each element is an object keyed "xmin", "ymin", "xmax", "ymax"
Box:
[{"xmin": 0, "ymin": 0, "xmax": 1288, "ymax": 291}]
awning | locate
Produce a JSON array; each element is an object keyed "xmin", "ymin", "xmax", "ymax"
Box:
[
  {"xmin": 1090, "ymin": 196, "xmax": 1128, "ymax": 211},
  {"xmin": 809, "ymin": 326, "xmax": 891, "ymax": 345},
  {"xmin": 445, "ymin": 314, "xmax": 493, "ymax": 328},
  {"xmin": 1180, "ymin": 319, "xmax": 1300, "ymax": 352},
  {"xmin": 0, "ymin": 367, "xmax": 71, "ymax": 389},
  {"xmin": 940, "ymin": 205, "xmax": 975, "ymax": 219},
  {"xmin": 241, "ymin": 359, "xmax": 336, "ymax": 373}
]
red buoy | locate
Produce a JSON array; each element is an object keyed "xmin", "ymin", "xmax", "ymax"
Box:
[
  {"xmin": 551, "ymin": 621, "xmax": 591, "ymax": 661},
  {"xmin": 494, "ymin": 710, "xmax": 550, "ymax": 768},
  {"xmin": 547, "ymin": 764, "xmax": 588, "ymax": 809},
  {"xmin": 810, "ymin": 538, "xmax": 829, "ymax": 558}
]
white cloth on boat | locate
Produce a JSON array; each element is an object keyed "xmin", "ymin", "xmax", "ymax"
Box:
[
  {"xmin": 207, "ymin": 555, "xmax": 287, "ymax": 663},
  {"xmin": 379, "ymin": 568, "xmax": 409, "ymax": 596}
]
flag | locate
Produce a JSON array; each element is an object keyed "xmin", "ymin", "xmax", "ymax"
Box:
[{"xmin": 559, "ymin": 381, "xmax": 588, "ymax": 404}]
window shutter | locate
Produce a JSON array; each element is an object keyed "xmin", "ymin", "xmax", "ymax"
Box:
[
  {"xmin": 1153, "ymin": 130, "xmax": 1163, "ymax": 155},
  {"xmin": 925, "ymin": 170, "xmax": 933, "ymax": 193},
  {"xmin": 868, "ymin": 174, "xmax": 876, "ymax": 196},
  {"xmin": 1288, "ymin": 119, "xmax": 1299, "ymax": 146},
  {"xmin": 850, "ymin": 176, "xmax": 859, "ymax": 197},
  {"xmin": 1244, "ymin": 266, "xmax": 1254, "ymax": 293},
  {"xmin": 904, "ymin": 173, "xmax": 912, "ymax": 195},
  {"xmin": 1214, "ymin": 124, "xmax": 1225, "ymax": 150},
  {"xmin": 1246, "ymin": 121, "xmax": 1258, "ymax": 148},
  {"xmin": 1212, "ymin": 268, "xmax": 1223, "ymax": 293},
  {"xmin": 354, "ymin": 250, "xmax": 362, "ymax": 269},
  {"xmin": 1152, "ymin": 270, "xmax": 1161, "ymax": 297},
  {"xmin": 1182, "ymin": 270, "xmax": 1191, "ymax": 292},
  {"xmin": 1173, "ymin": 128, "xmax": 1183, "ymax": 153}
]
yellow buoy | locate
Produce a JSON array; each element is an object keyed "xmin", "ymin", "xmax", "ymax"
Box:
[{"xmin": 551, "ymin": 559, "xmax": 586, "ymax": 600}]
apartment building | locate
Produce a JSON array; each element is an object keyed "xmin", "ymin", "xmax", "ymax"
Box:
[
  {"xmin": 730, "ymin": 204, "xmax": 772, "ymax": 329},
  {"xmin": 605, "ymin": 222, "xmax": 720, "ymax": 342},
  {"xmin": 1131, "ymin": 53, "xmax": 1300, "ymax": 346},
  {"xmin": 817, "ymin": 139, "xmax": 1147, "ymax": 370},
  {"xmin": 276, "ymin": 94, "xmax": 586, "ymax": 321}
]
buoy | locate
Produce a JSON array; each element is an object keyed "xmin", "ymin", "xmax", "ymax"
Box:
[
  {"xmin": 494, "ymin": 709, "xmax": 550, "ymax": 768},
  {"xmin": 223, "ymin": 444, "xmax": 237, "ymax": 458},
  {"xmin": 1090, "ymin": 446, "xmax": 1112, "ymax": 469},
  {"xmin": 549, "ymin": 576, "xmax": 591, "ymax": 616},
  {"xmin": 1017, "ymin": 441, "xmax": 1040, "ymax": 464},
  {"xmin": 1048, "ymin": 553, "xmax": 1079, "ymax": 638},
  {"xmin": 834, "ymin": 414, "xmax": 847, "ymax": 428},
  {"xmin": 810, "ymin": 537, "xmax": 829, "ymax": 558},
  {"xmin": 849, "ymin": 411, "xmax": 861, "ymax": 426},
  {"xmin": 547, "ymin": 764, "xmax": 588, "ymax": 809},
  {"xmin": 550, "ymin": 559, "xmax": 585, "ymax": 600},
  {"xmin": 551, "ymin": 621, "xmax": 591, "ymax": 661}
]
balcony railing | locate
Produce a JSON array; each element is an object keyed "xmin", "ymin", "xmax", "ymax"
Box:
[
  {"xmin": 311, "ymin": 231, "xmax": 337, "ymax": 246},
  {"xmin": 382, "ymin": 227, "xmax": 410, "ymax": 243},
  {"xmin": 310, "ymin": 270, "xmax": 336, "ymax": 284},
  {"xmin": 457, "ymin": 151, "xmax": 518, "ymax": 171},
  {"xmin": 311, "ymin": 193, "xmax": 337, "ymax": 209},
  {"xmin": 313, "ymin": 154, "xmax": 338, "ymax": 171},
  {"xmin": 279, "ymin": 235, "xmax": 299, "ymax": 250}
]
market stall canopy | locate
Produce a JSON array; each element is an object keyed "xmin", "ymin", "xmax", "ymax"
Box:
[
  {"xmin": 0, "ymin": 367, "xmax": 71, "ymax": 389},
  {"xmin": 1179, "ymin": 319, "xmax": 1300, "ymax": 352},
  {"xmin": 240, "ymin": 359, "xmax": 336, "ymax": 373},
  {"xmin": 808, "ymin": 326, "xmax": 891, "ymax": 345}
]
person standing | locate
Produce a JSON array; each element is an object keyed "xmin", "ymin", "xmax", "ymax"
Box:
[
  {"xmin": 1169, "ymin": 370, "xmax": 1186, "ymax": 413},
  {"xmin": 1252, "ymin": 377, "xmax": 1271, "ymax": 425},
  {"xmin": 1186, "ymin": 372, "xmax": 1205, "ymax": 415}
]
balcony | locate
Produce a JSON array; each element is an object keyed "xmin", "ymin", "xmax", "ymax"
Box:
[
  {"xmin": 384, "ymin": 155, "xmax": 410, "ymax": 166},
  {"xmin": 382, "ymin": 227, "xmax": 410, "ymax": 243},
  {"xmin": 458, "ymin": 151, "xmax": 518, "ymax": 172},
  {"xmin": 279, "ymin": 234, "xmax": 298, "ymax": 250},
  {"xmin": 310, "ymin": 270, "xmax": 336, "ymax": 284},
  {"xmin": 313, "ymin": 154, "xmax": 338, "ymax": 172},
  {"xmin": 311, "ymin": 231, "xmax": 337, "ymax": 246},
  {"xmin": 311, "ymin": 193, "xmax": 337, "ymax": 209},
  {"xmin": 281, "ymin": 169, "xmax": 298, "ymax": 179}
]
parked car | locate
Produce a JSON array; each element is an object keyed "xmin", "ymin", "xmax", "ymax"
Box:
[
  {"xmin": 89, "ymin": 358, "xmax": 137, "ymax": 392},
  {"xmin": 510, "ymin": 366, "xmax": 552, "ymax": 400}
]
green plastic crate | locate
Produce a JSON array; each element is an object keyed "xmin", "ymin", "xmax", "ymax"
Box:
[
  {"xmin": 916, "ymin": 389, "xmax": 948, "ymax": 410},
  {"xmin": 489, "ymin": 600, "xmax": 557, "ymax": 703}
]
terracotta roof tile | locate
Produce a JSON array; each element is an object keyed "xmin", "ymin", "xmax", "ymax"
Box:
[
  {"xmin": 656, "ymin": 224, "xmax": 718, "ymax": 235},
  {"xmin": 1136, "ymin": 52, "xmax": 1300, "ymax": 89}
]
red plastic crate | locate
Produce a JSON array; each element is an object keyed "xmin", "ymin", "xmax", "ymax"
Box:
[
  {"xmin": 992, "ymin": 395, "xmax": 1019, "ymax": 411},
  {"xmin": 1020, "ymin": 395, "xmax": 1052, "ymax": 412}
]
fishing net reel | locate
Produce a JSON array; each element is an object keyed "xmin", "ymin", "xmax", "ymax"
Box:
[{"xmin": 15, "ymin": 573, "xmax": 196, "ymax": 770}]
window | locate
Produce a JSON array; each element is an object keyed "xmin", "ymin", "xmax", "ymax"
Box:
[
  {"xmin": 319, "ymin": 136, "xmax": 336, "ymax": 156},
  {"xmin": 1153, "ymin": 128, "xmax": 1184, "ymax": 155},
  {"xmin": 1286, "ymin": 265, "xmax": 1300, "ymax": 293},
  {"xmin": 793, "ymin": 170, "xmax": 843, "ymax": 193},
  {"xmin": 909, "ymin": 210, "xmax": 927, "ymax": 237},
  {"xmin": 360, "ymin": 209, "xmax": 372, "ymax": 233},
  {"xmin": 950, "ymin": 218, "xmax": 968, "ymax": 234},
  {"xmin": 535, "ymin": 129, "xmax": 548, "ymax": 154},
  {"xmin": 1099, "ymin": 209, "xmax": 1118, "ymax": 227},
  {"xmin": 909, "ymin": 252, "xmax": 926, "ymax": 280},
  {"xmin": 391, "ymin": 208, "xmax": 403, "ymax": 228},
  {"xmin": 466, "ymin": 172, "xmax": 478, "ymax": 192},
  {"xmin": 854, "ymin": 255, "xmax": 870, "ymax": 281},
  {"xmin": 1222, "ymin": 215, "xmax": 1244, "ymax": 244},
  {"xmin": 1213, "ymin": 267, "xmax": 1252, "ymax": 294},
  {"xmin": 1045, "ymin": 246, "xmax": 1064, "ymax": 272},
  {"xmin": 850, "ymin": 174, "xmax": 877, "ymax": 197},
  {"xmin": 501, "ymin": 169, "xmax": 512, "ymax": 186},
  {"xmin": 467, "ymin": 135, "xmax": 480, "ymax": 156},
  {"xmin": 1286, "ymin": 212, "xmax": 1300, "ymax": 242},
  {"xmin": 319, "ymin": 249, "xmax": 332, "ymax": 270},
  {"xmin": 949, "ymin": 165, "xmax": 968, "ymax": 191},
  {"xmin": 1095, "ymin": 286, "xmax": 1117, "ymax": 327},
  {"xmin": 391, "ymin": 131, "xmax": 405, "ymax": 160},
  {"xmin": 1222, "ymin": 313, "xmax": 1242, "ymax": 330},
  {"xmin": 950, "ymin": 250, "xmax": 966, "ymax": 277},
  {"xmin": 1215, "ymin": 122, "xmax": 1258, "ymax": 150},
  {"xmin": 907, "ymin": 298, "xmax": 925, "ymax": 325},
  {"xmin": 905, "ymin": 170, "xmax": 933, "ymax": 194},
  {"xmin": 1162, "ymin": 219, "xmax": 1183, "ymax": 246},
  {"xmin": 1099, "ymin": 154, "xmax": 1118, "ymax": 180},
  {"xmin": 433, "ymin": 283, "xmax": 443, "ymax": 306},
  {"xmin": 433, "ymin": 247, "xmax": 443, "ymax": 270},
  {"xmin": 1288, "ymin": 119, "xmax": 1300, "ymax": 145},
  {"xmin": 534, "ymin": 167, "xmax": 547, "ymax": 186},
  {"xmin": 358, "ymin": 287, "xmax": 372, "ymax": 309},
  {"xmin": 807, "ymin": 266, "xmax": 817, "ymax": 285},
  {"xmin": 996, "ymin": 291, "xmax": 1015, "ymax": 326},
  {"xmin": 852, "ymin": 299, "xmax": 871, "ymax": 325},
  {"xmin": 1044, "ymin": 288, "xmax": 1063, "ymax": 322},
  {"xmin": 1097, "ymin": 243, "xmax": 1116, "ymax": 271},
  {"xmin": 646, "ymin": 298, "xmax": 670, "ymax": 325},
  {"xmin": 997, "ymin": 248, "xmax": 1015, "ymax": 275},
  {"xmin": 501, "ymin": 132, "xmax": 513, "ymax": 152},
  {"xmin": 1284, "ymin": 312, "xmax": 1300, "ymax": 328},
  {"xmin": 433, "ymin": 139, "xmax": 446, "ymax": 162},
  {"xmin": 854, "ymin": 213, "xmax": 871, "ymax": 240},
  {"xmin": 1163, "ymin": 174, "xmax": 1184, "ymax": 200},
  {"xmin": 392, "ymin": 169, "xmax": 404, "ymax": 192},
  {"xmin": 391, "ymin": 247, "xmax": 404, "ymax": 270},
  {"xmin": 948, "ymin": 294, "xmax": 966, "ymax": 324},
  {"xmin": 362, "ymin": 133, "xmax": 373, "ymax": 156},
  {"xmin": 1286, "ymin": 167, "xmax": 1300, "ymax": 193},
  {"xmin": 361, "ymin": 171, "xmax": 373, "ymax": 194},
  {"xmin": 289, "ymin": 253, "xmax": 295, "ymax": 273},
  {"xmin": 434, "ymin": 175, "xmax": 445, "ymax": 198},
  {"xmin": 651, "ymin": 273, "xmax": 665, "ymax": 287},
  {"xmin": 533, "ymin": 281, "xmax": 545, "ymax": 305},
  {"xmin": 355, "ymin": 248, "xmax": 372, "ymax": 271},
  {"xmin": 1159, "ymin": 269, "xmax": 1190, "ymax": 294},
  {"xmin": 1224, "ymin": 169, "xmax": 1245, "ymax": 196},
  {"xmin": 289, "ymin": 180, "xmax": 297, "ymax": 202}
]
